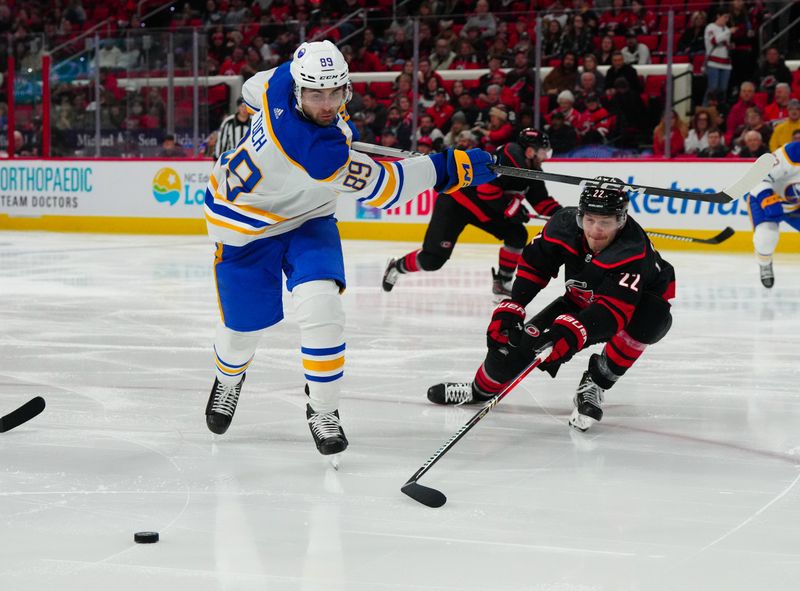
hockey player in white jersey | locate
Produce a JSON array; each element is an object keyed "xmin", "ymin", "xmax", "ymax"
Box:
[
  {"xmin": 203, "ymin": 40, "xmax": 496, "ymax": 456},
  {"xmin": 746, "ymin": 141, "xmax": 800, "ymax": 288}
]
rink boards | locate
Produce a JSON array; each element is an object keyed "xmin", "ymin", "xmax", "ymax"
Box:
[{"xmin": 0, "ymin": 157, "xmax": 797, "ymax": 252}]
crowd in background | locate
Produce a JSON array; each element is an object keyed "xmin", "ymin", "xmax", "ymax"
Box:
[{"xmin": 0, "ymin": 0, "xmax": 796, "ymax": 158}]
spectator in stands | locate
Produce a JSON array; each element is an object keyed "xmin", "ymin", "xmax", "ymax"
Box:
[
  {"xmin": 416, "ymin": 113, "xmax": 445, "ymax": 149},
  {"xmin": 224, "ymin": 0, "xmax": 249, "ymax": 25},
  {"xmin": 542, "ymin": 19, "xmax": 564, "ymax": 62},
  {"xmin": 455, "ymin": 129, "xmax": 478, "ymax": 151},
  {"xmin": 605, "ymin": 51, "xmax": 641, "ymax": 93},
  {"xmin": 652, "ymin": 109, "xmax": 688, "ymax": 157},
  {"xmin": 64, "ymin": 0, "xmax": 87, "ymax": 26},
  {"xmin": 391, "ymin": 73, "xmax": 413, "ymax": 105},
  {"xmin": 383, "ymin": 106, "xmax": 412, "ymax": 149},
  {"xmin": 599, "ymin": 0, "xmax": 633, "ymax": 37},
  {"xmin": 575, "ymin": 71, "xmax": 600, "ymax": 109},
  {"xmin": 606, "ymin": 77, "xmax": 647, "ymax": 148},
  {"xmin": 562, "ymin": 14, "xmax": 593, "ymax": 57},
  {"xmin": 728, "ymin": 0, "xmax": 759, "ymax": 89},
  {"xmin": 203, "ymin": 0, "xmax": 224, "ymax": 26},
  {"xmin": 704, "ymin": 9, "xmax": 736, "ymax": 104},
  {"xmin": 351, "ymin": 43, "xmax": 384, "ymax": 73},
  {"xmin": 220, "ymin": 46, "xmax": 247, "ymax": 75},
  {"xmin": 430, "ymin": 37, "xmax": 456, "ymax": 71},
  {"xmin": 442, "ymin": 111, "xmax": 468, "ymax": 148},
  {"xmin": 452, "ymin": 39, "xmax": 481, "ymax": 70},
  {"xmin": 427, "ymin": 88, "xmax": 455, "ymax": 132},
  {"xmin": 770, "ymin": 99, "xmax": 800, "ymax": 152},
  {"xmin": 546, "ymin": 111, "xmax": 578, "ymax": 155},
  {"xmin": 684, "ymin": 111, "xmax": 713, "ymax": 155},
  {"xmin": 359, "ymin": 92, "xmax": 388, "ymax": 136},
  {"xmin": 621, "ymin": 32, "xmax": 651, "ymax": 65},
  {"xmin": 572, "ymin": 0, "xmax": 600, "ymax": 31},
  {"xmin": 158, "ymin": 134, "xmax": 185, "ymax": 158},
  {"xmin": 419, "ymin": 76, "xmax": 441, "ymax": 110},
  {"xmin": 579, "ymin": 92, "xmax": 614, "ymax": 143},
  {"xmin": 379, "ymin": 128, "xmax": 399, "ymax": 148},
  {"xmin": 732, "ymin": 106, "xmax": 771, "ymax": 149},
  {"xmin": 455, "ymin": 91, "xmax": 481, "ymax": 127},
  {"xmin": 793, "ymin": 129, "xmax": 800, "ymax": 142},
  {"xmin": 543, "ymin": 0, "xmax": 569, "ymax": 28},
  {"xmin": 735, "ymin": 129, "xmax": 769, "ymax": 158},
  {"xmin": 351, "ymin": 112, "xmax": 376, "ymax": 145},
  {"xmin": 473, "ymin": 104, "xmax": 513, "ymax": 151},
  {"xmin": 549, "ymin": 90, "xmax": 584, "ymax": 129},
  {"xmin": 478, "ymin": 56, "xmax": 506, "ymax": 94},
  {"xmin": 696, "ymin": 128, "xmax": 728, "ymax": 157},
  {"xmin": 597, "ymin": 35, "xmax": 615, "ymax": 66},
  {"xmin": 726, "ymin": 82, "xmax": 757, "ymax": 144},
  {"xmin": 386, "ymin": 27, "xmax": 414, "ymax": 63},
  {"xmin": 678, "ymin": 11, "xmax": 708, "ymax": 59},
  {"xmin": 628, "ymin": 0, "xmax": 656, "ymax": 35},
  {"xmin": 240, "ymin": 46, "xmax": 267, "ymax": 80},
  {"xmin": 756, "ymin": 47, "xmax": 792, "ymax": 99},
  {"xmin": 462, "ymin": 0, "xmax": 496, "ymax": 41},
  {"xmin": 98, "ymin": 40, "xmax": 122, "ymax": 71},
  {"xmin": 476, "ymin": 83, "xmax": 503, "ymax": 114},
  {"xmin": 416, "ymin": 135, "xmax": 434, "ymax": 155},
  {"xmin": 543, "ymin": 51, "xmax": 579, "ymax": 98},
  {"xmin": 764, "ymin": 83, "xmax": 791, "ymax": 122},
  {"xmin": 582, "ymin": 53, "xmax": 606, "ymax": 92}
]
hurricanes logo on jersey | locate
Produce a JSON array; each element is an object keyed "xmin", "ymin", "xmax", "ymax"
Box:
[{"xmin": 565, "ymin": 279, "xmax": 595, "ymax": 306}]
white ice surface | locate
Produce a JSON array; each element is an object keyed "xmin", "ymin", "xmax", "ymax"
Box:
[{"xmin": 1, "ymin": 232, "xmax": 800, "ymax": 591}]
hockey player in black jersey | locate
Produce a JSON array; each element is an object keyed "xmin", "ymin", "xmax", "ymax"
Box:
[
  {"xmin": 427, "ymin": 178, "xmax": 676, "ymax": 431},
  {"xmin": 382, "ymin": 128, "xmax": 562, "ymax": 297}
]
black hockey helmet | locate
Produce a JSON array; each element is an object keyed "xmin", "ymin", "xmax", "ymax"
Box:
[
  {"xmin": 517, "ymin": 127, "xmax": 550, "ymax": 151},
  {"xmin": 577, "ymin": 176, "xmax": 629, "ymax": 227}
]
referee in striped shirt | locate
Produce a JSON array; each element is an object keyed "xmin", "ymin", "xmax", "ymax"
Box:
[{"xmin": 214, "ymin": 97, "xmax": 252, "ymax": 158}]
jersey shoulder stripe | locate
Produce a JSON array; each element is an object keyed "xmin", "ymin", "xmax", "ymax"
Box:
[
  {"xmin": 782, "ymin": 141, "xmax": 800, "ymax": 166},
  {"xmin": 262, "ymin": 63, "xmax": 350, "ymax": 181}
]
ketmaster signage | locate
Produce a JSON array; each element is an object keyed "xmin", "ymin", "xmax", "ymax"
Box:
[{"xmin": 0, "ymin": 158, "xmax": 787, "ymax": 249}]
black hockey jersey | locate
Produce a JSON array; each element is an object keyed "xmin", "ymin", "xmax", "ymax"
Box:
[
  {"xmin": 512, "ymin": 207, "xmax": 676, "ymax": 342},
  {"xmin": 447, "ymin": 142, "xmax": 561, "ymax": 222}
]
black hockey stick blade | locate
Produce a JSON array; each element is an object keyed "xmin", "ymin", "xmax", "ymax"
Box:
[
  {"xmin": 0, "ymin": 396, "xmax": 46, "ymax": 433},
  {"xmin": 401, "ymin": 481, "xmax": 447, "ymax": 508},
  {"xmin": 647, "ymin": 226, "xmax": 735, "ymax": 245}
]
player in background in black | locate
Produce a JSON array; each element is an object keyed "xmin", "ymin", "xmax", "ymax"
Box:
[
  {"xmin": 427, "ymin": 179, "xmax": 676, "ymax": 432},
  {"xmin": 381, "ymin": 128, "xmax": 562, "ymax": 297}
]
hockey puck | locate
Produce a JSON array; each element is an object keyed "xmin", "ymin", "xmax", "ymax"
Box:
[{"xmin": 134, "ymin": 531, "xmax": 159, "ymax": 544}]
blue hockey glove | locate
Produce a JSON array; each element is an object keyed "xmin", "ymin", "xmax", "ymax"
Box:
[{"xmin": 430, "ymin": 148, "xmax": 498, "ymax": 194}]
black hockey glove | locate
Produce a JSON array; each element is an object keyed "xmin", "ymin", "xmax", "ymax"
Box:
[
  {"xmin": 486, "ymin": 300, "xmax": 526, "ymax": 350},
  {"xmin": 503, "ymin": 194, "xmax": 529, "ymax": 224},
  {"xmin": 521, "ymin": 314, "xmax": 588, "ymax": 377}
]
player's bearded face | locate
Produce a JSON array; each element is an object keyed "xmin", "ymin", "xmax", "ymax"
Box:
[
  {"xmin": 581, "ymin": 212, "xmax": 621, "ymax": 252},
  {"xmin": 302, "ymin": 87, "xmax": 346, "ymax": 126}
]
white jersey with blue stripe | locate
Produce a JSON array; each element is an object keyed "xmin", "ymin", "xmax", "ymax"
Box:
[
  {"xmin": 749, "ymin": 141, "xmax": 800, "ymax": 214},
  {"xmin": 205, "ymin": 62, "xmax": 437, "ymax": 246}
]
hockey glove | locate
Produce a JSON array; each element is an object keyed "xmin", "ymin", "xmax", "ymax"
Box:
[
  {"xmin": 503, "ymin": 194, "xmax": 529, "ymax": 224},
  {"xmin": 430, "ymin": 148, "xmax": 498, "ymax": 194},
  {"xmin": 486, "ymin": 299, "xmax": 526, "ymax": 350},
  {"xmin": 757, "ymin": 191, "xmax": 786, "ymax": 218},
  {"xmin": 525, "ymin": 314, "xmax": 588, "ymax": 375}
]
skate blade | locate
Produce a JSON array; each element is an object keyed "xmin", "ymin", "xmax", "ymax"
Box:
[
  {"xmin": 568, "ymin": 409, "xmax": 597, "ymax": 432},
  {"xmin": 327, "ymin": 452, "xmax": 344, "ymax": 471}
]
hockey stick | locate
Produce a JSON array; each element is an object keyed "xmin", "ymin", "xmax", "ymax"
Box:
[
  {"xmin": 401, "ymin": 346, "xmax": 552, "ymax": 508},
  {"xmin": 0, "ymin": 396, "xmax": 46, "ymax": 433},
  {"xmin": 351, "ymin": 142, "xmax": 777, "ymax": 204},
  {"xmin": 528, "ymin": 213, "xmax": 735, "ymax": 245}
]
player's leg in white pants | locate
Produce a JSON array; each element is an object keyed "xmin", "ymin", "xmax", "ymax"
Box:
[
  {"xmin": 213, "ymin": 323, "xmax": 263, "ymax": 385},
  {"xmin": 753, "ymin": 221, "xmax": 780, "ymax": 263},
  {"xmin": 292, "ymin": 279, "xmax": 346, "ymax": 414}
]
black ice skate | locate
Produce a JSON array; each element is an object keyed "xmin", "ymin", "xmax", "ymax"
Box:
[
  {"xmin": 759, "ymin": 261, "xmax": 775, "ymax": 288},
  {"xmin": 382, "ymin": 258, "xmax": 400, "ymax": 292},
  {"xmin": 491, "ymin": 267, "xmax": 513, "ymax": 297},
  {"xmin": 206, "ymin": 374, "xmax": 245, "ymax": 435},
  {"xmin": 306, "ymin": 404, "xmax": 349, "ymax": 455},
  {"xmin": 569, "ymin": 370, "xmax": 605, "ymax": 432},
  {"xmin": 427, "ymin": 382, "xmax": 481, "ymax": 405}
]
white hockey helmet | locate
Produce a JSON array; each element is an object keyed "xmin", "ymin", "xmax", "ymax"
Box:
[{"xmin": 290, "ymin": 40, "xmax": 352, "ymax": 111}]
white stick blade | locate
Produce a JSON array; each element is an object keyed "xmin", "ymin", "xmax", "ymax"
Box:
[{"xmin": 724, "ymin": 153, "xmax": 778, "ymax": 201}]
